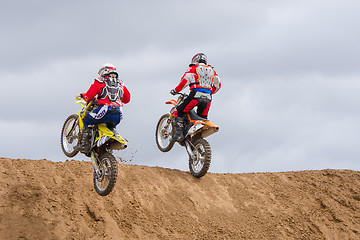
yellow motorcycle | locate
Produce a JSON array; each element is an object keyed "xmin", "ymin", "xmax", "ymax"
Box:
[{"xmin": 60, "ymin": 95, "xmax": 128, "ymax": 196}]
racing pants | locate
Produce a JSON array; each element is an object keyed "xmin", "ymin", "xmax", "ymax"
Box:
[
  {"xmin": 83, "ymin": 105, "xmax": 123, "ymax": 129},
  {"xmin": 176, "ymin": 90, "xmax": 212, "ymax": 118}
]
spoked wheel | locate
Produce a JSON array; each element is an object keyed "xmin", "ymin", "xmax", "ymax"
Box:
[
  {"xmin": 94, "ymin": 153, "xmax": 118, "ymax": 196},
  {"xmin": 155, "ymin": 114, "xmax": 175, "ymax": 152},
  {"xmin": 188, "ymin": 138, "xmax": 211, "ymax": 178},
  {"xmin": 61, "ymin": 114, "xmax": 80, "ymax": 157}
]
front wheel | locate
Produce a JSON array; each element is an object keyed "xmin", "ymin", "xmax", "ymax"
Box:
[
  {"xmin": 188, "ymin": 138, "xmax": 211, "ymax": 178},
  {"xmin": 155, "ymin": 114, "xmax": 175, "ymax": 152},
  {"xmin": 60, "ymin": 114, "xmax": 80, "ymax": 157},
  {"xmin": 94, "ymin": 152, "xmax": 118, "ymax": 196}
]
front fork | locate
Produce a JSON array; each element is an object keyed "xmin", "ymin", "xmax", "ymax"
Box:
[
  {"xmin": 163, "ymin": 116, "xmax": 173, "ymax": 137},
  {"xmin": 91, "ymin": 151, "xmax": 101, "ymax": 176},
  {"xmin": 185, "ymin": 140, "xmax": 197, "ymax": 160},
  {"xmin": 66, "ymin": 118, "xmax": 79, "ymax": 138}
]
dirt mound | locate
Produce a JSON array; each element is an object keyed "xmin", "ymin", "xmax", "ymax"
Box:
[{"xmin": 1, "ymin": 158, "xmax": 360, "ymax": 239}]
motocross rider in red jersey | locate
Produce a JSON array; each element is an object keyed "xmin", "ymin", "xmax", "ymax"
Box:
[
  {"xmin": 170, "ymin": 53, "xmax": 221, "ymax": 142},
  {"xmin": 75, "ymin": 63, "xmax": 131, "ymax": 153}
]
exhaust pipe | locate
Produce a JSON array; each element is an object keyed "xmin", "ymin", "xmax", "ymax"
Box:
[
  {"xmin": 202, "ymin": 126, "xmax": 219, "ymax": 138},
  {"xmin": 110, "ymin": 142, "xmax": 127, "ymax": 150}
]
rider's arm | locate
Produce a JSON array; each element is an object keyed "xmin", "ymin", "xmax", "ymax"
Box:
[
  {"xmin": 211, "ymin": 71, "xmax": 221, "ymax": 94},
  {"xmin": 121, "ymin": 85, "xmax": 131, "ymax": 104},
  {"xmin": 175, "ymin": 66, "xmax": 196, "ymax": 92},
  {"xmin": 174, "ymin": 78, "xmax": 188, "ymax": 93},
  {"xmin": 82, "ymin": 81, "xmax": 103, "ymax": 102}
]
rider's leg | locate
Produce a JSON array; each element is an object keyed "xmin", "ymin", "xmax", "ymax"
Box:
[
  {"xmin": 171, "ymin": 116, "xmax": 185, "ymax": 142},
  {"xmin": 75, "ymin": 125, "xmax": 92, "ymax": 153},
  {"xmin": 197, "ymin": 100, "xmax": 211, "ymax": 119},
  {"xmin": 172, "ymin": 92, "xmax": 198, "ymax": 142},
  {"xmin": 102, "ymin": 108, "xmax": 122, "ymax": 130},
  {"xmin": 77, "ymin": 107, "xmax": 122, "ymax": 153},
  {"xmin": 75, "ymin": 106, "xmax": 106, "ymax": 153}
]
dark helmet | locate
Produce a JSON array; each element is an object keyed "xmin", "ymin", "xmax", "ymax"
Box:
[{"xmin": 190, "ymin": 53, "xmax": 207, "ymax": 66}]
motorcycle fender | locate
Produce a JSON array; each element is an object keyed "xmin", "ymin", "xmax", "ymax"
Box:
[
  {"xmin": 204, "ymin": 120, "xmax": 218, "ymax": 129},
  {"xmin": 200, "ymin": 120, "xmax": 219, "ymax": 138},
  {"xmin": 98, "ymin": 124, "xmax": 114, "ymax": 136},
  {"xmin": 78, "ymin": 111, "xmax": 86, "ymax": 130},
  {"xmin": 111, "ymin": 135, "xmax": 128, "ymax": 144},
  {"xmin": 96, "ymin": 124, "xmax": 128, "ymax": 149},
  {"xmin": 186, "ymin": 120, "xmax": 219, "ymax": 138}
]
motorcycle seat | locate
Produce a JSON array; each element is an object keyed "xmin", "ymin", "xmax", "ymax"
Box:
[{"xmin": 188, "ymin": 110, "xmax": 208, "ymax": 121}]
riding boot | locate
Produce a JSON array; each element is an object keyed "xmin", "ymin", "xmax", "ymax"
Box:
[
  {"xmin": 171, "ymin": 117, "xmax": 184, "ymax": 142},
  {"xmin": 75, "ymin": 126, "xmax": 91, "ymax": 153}
]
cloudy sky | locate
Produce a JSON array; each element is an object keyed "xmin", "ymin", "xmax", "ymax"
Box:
[{"xmin": 1, "ymin": 0, "xmax": 360, "ymax": 173}]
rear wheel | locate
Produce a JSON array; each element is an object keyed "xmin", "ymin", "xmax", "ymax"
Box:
[
  {"xmin": 188, "ymin": 138, "xmax": 211, "ymax": 178},
  {"xmin": 155, "ymin": 114, "xmax": 175, "ymax": 152},
  {"xmin": 94, "ymin": 152, "xmax": 118, "ymax": 196},
  {"xmin": 60, "ymin": 114, "xmax": 80, "ymax": 157}
]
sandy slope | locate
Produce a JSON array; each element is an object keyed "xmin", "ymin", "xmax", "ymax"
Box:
[{"xmin": 0, "ymin": 158, "xmax": 360, "ymax": 240}]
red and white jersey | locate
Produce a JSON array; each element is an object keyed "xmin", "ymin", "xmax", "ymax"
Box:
[
  {"xmin": 175, "ymin": 63, "xmax": 221, "ymax": 94},
  {"xmin": 83, "ymin": 77, "xmax": 130, "ymax": 107}
]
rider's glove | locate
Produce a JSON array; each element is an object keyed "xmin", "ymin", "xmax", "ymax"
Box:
[
  {"xmin": 170, "ymin": 89, "xmax": 177, "ymax": 95},
  {"xmin": 76, "ymin": 94, "xmax": 83, "ymax": 100}
]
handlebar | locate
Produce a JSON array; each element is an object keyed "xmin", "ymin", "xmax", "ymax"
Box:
[
  {"xmin": 75, "ymin": 94, "xmax": 82, "ymax": 100},
  {"xmin": 170, "ymin": 90, "xmax": 188, "ymax": 98},
  {"xmin": 75, "ymin": 95, "xmax": 98, "ymax": 111}
]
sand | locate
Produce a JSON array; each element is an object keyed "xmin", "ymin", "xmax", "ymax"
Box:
[{"xmin": 1, "ymin": 157, "xmax": 360, "ymax": 239}]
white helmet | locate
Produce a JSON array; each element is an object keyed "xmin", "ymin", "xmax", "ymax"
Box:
[{"xmin": 98, "ymin": 63, "xmax": 118, "ymax": 77}]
